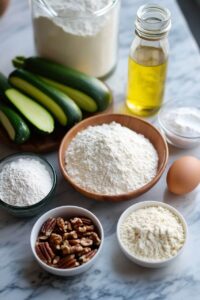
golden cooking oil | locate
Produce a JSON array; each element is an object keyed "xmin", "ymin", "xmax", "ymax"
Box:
[
  {"xmin": 126, "ymin": 48, "xmax": 167, "ymax": 115},
  {"xmin": 126, "ymin": 4, "xmax": 171, "ymax": 116},
  {"xmin": 126, "ymin": 47, "xmax": 168, "ymax": 116}
]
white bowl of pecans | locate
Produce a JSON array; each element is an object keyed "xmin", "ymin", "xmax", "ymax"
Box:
[{"xmin": 30, "ymin": 206, "xmax": 104, "ymax": 276}]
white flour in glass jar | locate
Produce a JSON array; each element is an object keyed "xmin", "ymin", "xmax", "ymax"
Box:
[{"xmin": 33, "ymin": 0, "xmax": 120, "ymax": 77}]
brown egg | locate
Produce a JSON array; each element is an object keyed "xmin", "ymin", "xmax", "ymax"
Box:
[{"xmin": 167, "ymin": 156, "xmax": 200, "ymax": 195}]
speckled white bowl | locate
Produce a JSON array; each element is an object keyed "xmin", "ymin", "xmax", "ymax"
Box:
[
  {"xmin": 30, "ymin": 206, "xmax": 104, "ymax": 276},
  {"xmin": 117, "ymin": 201, "xmax": 188, "ymax": 268}
]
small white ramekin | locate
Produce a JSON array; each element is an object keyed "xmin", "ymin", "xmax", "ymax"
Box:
[
  {"xmin": 30, "ymin": 206, "xmax": 104, "ymax": 276},
  {"xmin": 117, "ymin": 201, "xmax": 188, "ymax": 268},
  {"xmin": 158, "ymin": 98, "xmax": 200, "ymax": 149}
]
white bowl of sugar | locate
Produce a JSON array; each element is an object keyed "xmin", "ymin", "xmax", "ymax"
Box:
[
  {"xmin": 0, "ymin": 153, "xmax": 56, "ymax": 217},
  {"xmin": 117, "ymin": 201, "xmax": 188, "ymax": 268}
]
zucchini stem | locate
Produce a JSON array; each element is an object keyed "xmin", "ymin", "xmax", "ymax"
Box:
[{"xmin": 12, "ymin": 56, "xmax": 26, "ymax": 69}]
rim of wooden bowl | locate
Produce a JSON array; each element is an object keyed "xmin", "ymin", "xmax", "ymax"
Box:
[{"xmin": 58, "ymin": 113, "xmax": 169, "ymax": 202}]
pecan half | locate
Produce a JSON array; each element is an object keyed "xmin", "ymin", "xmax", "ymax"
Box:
[
  {"xmin": 79, "ymin": 250, "xmax": 97, "ymax": 263},
  {"xmin": 63, "ymin": 231, "xmax": 78, "ymax": 240},
  {"xmin": 80, "ymin": 217, "xmax": 93, "ymax": 225},
  {"xmin": 62, "ymin": 240, "xmax": 70, "ymax": 247},
  {"xmin": 64, "ymin": 221, "xmax": 72, "ymax": 231},
  {"xmin": 41, "ymin": 218, "xmax": 56, "ymax": 237},
  {"xmin": 61, "ymin": 244, "xmax": 83, "ymax": 255},
  {"xmin": 78, "ymin": 247, "xmax": 92, "ymax": 256},
  {"xmin": 80, "ymin": 237, "xmax": 93, "ymax": 247},
  {"xmin": 66, "ymin": 259, "xmax": 80, "ymax": 268},
  {"xmin": 36, "ymin": 242, "xmax": 55, "ymax": 264},
  {"xmin": 56, "ymin": 217, "xmax": 67, "ymax": 232},
  {"xmin": 70, "ymin": 217, "xmax": 83, "ymax": 227},
  {"xmin": 89, "ymin": 232, "xmax": 101, "ymax": 246},
  {"xmin": 77, "ymin": 225, "xmax": 95, "ymax": 234},
  {"xmin": 68, "ymin": 239, "xmax": 81, "ymax": 246},
  {"xmin": 57, "ymin": 255, "xmax": 79, "ymax": 268},
  {"xmin": 36, "ymin": 243, "xmax": 48, "ymax": 263},
  {"xmin": 49, "ymin": 233, "xmax": 62, "ymax": 250}
]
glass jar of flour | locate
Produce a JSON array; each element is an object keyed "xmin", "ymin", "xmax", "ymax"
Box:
[{"xmin": 31, "ymin": 0, "xmax": 120, "ymax": 78}]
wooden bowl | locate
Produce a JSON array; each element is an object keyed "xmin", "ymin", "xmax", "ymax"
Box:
[{"xmin": 59, "ymin": 114, "xmax": 168, "ymax": 202}]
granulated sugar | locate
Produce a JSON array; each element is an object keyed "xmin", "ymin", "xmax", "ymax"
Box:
[{"xmin": 0, "ymin": 158, "xmax": 52, "ymax": 206}]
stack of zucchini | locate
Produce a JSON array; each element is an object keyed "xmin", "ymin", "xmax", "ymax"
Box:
[{"xmin": 0, "ymin": 57, "xmax": 112, "ymax": 144}]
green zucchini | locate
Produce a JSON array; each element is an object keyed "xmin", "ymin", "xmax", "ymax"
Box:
[
  {"xmin": 9, "ymin": 69, "xmax": 82, "ymax": 126},
  {"xmin": 13, "ymin": 56, "xmax": 112, "ymax": 112},
  {"xmin": 41, "ymin": 77, "xmax": 98, "ymax": 113},
  {"xmin": 0, "ymin": 73, "xmax": 54, "ymax": 134},
  {"xmin": 0, "ymin": 105, "xmax": 30, "ymax": 144}
]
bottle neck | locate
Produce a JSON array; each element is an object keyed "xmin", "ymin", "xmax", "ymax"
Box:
[
  {"xmin": 135, "ymin": 4, "xmax": 171, "ymax": 41},
  {"xmin": 130, "ymin": 32, "xmax": 169, "ymax": 65},
  {"xmin": 135, "ymin": 29, "xmax": 169, "ymax": 41}
]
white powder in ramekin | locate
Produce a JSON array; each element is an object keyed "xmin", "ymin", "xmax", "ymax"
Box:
[
  {"xmin": 120, "ymin": 205, "xmax": 186, "ymax": 261},
  {"xmin": 0, "ymin": 158, "xmax": 52, "ymax": 206}
]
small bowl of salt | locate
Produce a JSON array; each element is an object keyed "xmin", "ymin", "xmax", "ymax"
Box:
[
  {"xmin": 0, "ymin": 153, "xmax": 57, "ymax": 217},
  {"xmin": 158, "ymin": 97, "xmax": 200, "ymax": 149}
]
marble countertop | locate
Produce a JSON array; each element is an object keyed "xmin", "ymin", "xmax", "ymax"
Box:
[{"xmin": 0, "ymin": 0, "xmax": 200, "ymax": 299}]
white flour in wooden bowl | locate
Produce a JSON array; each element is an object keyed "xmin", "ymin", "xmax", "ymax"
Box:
[{"xmin": 65, "ymin": 122, "xmax": 158, "ymax": 195}]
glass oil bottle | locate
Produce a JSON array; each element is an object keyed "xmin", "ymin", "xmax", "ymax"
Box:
[{"xmin": 126, "ymin": 4, "xmax": 171, "ymax": 116}]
